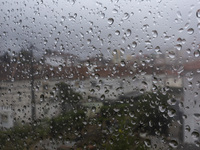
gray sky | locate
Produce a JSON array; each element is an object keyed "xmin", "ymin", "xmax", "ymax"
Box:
[{"xmin": 0, "ymin": 0, "xmax": 200, "ymax": 59}]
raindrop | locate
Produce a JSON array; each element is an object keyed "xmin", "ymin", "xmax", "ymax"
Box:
[
  {"xmin": 194, "ymin": 50, "xmax": 200, "ymax": 57},
  {"xmin": 164, "ymin": 36, "xmax": 171, "ymax": 40},
  {"xmin": 187, "ymin": 28, "xmax": 194, "ymax": 35},
  {"xmin": 191, "ymin": 131, "xmax": 199, "ymax": 140},
  {"xmin": 185, "ymin": 125, "xmax": 191, "ymax": 132},
  {"xmin": 61, "ymin": 16, "xmax": 66, "ymax": 22},
  {"xmin": 113, "ymin": 108, "xmax": 120, "ymax": 112},
  {"xmin": 99, "ymin": 11, "xmax": 105, "ymax": 19},
  {"xmin": 40, "ymin": 94, "xmax": 44, "ymax": 102},
  {"xmin": 115, "ymin": 30, "xmax": 120, "ymax": 36},
  {"xmin": 95, "ymin": 74, "xmax": 99, "ymax": 79},
  {"xmin": 101, "ymin": 94, "xmax": 105, "ymax": 100},
  {"xmin": 196, "ymin": 9, "xmax": 200, "ymax": 18},
  {"xmin": 169, "ymin": 140, "xmax": 178, "ymax": 148},
  {"xmin": 125, "ymin": 29, "xmax": 131, "ymax": 37},
  {"xmin": 87, "ymin": 39, "xmax": 91, "ymax": 44},
  {"xmin": 17, "ymin": 91, "xmax": 22, "ymax": 97},
  {"xmin": 152, "ymin": 30, "xmax": 158, "ymax": 38},
  {"xmin": 197, "ymin": 23, "xmax": 200, "ymax": 29},
  {"xmin": 58, "ymin": 65, "xmax": 62, "ymax": 71},
  {"xmin": 144, "ymin": 139, "xmax": 151, "ymax": 148},
  {"xmin": 123, "ymin": 13, "xmax": 130, "ymax": 20},
  {"xmin": 195, "ymin": 141, "xmax": 200, "ymax": 147},
  {"xmin": 112, "ymin": 9, "xmax": 118, "ymax": 13},
  {"xmin": 193, "ymin": 113, "xmax": 200, "ymax": 120},
  {"xmin": 168, "ymin": 108, "xmax": 176, "ymax": 117},
  {"xmin": 91, "ymin": 106, "xmax": 96, "ymax": 113},
  {"xmin": 45, "ymin": 75, "xmax": 49, "ymax": 80},
  {"xmin": 177, "ymin": 11, "xmax": 182, "ymax": 18},
  {"xmin": 179, "ymin": 28, "xmax": 184, "ymax": 32},
  {"xmin": 175, "ymin": 44, "xmax": 182, "ymax": 51},
  {"xmin": 168, "ymin": 51, "xmax": 175, "ymax": 58},
  {"xmin": 159, "ymin": 105, "xmax": 166, "ymax": 112},
  {"xmin": 120, "ymin": 61, "xmax": 126, "ymax": 67},
  {"xmin": 167, "ymin": 98, "xmax": 176, "ymax": 106},
  {"xmin": 111, "ymin": 0, "xmax": 119, "ymax": 3},
  {"xmin": 155, "ymin": 46, "xmax": 161, "ymax": 54},
  {"xmin": 132, "ymin": 41, "xmax": 137, "ymax": 48},
  {"xmin": 129, "ymin": 112, "xmax": 134, "ymax": 118},
  {"xmin": 108, "ymin": 18, "xmax": 114, "ymax": 25},
  {"xmin": 122, "ymin": 37, "xmax": 126, "ymax": 43}
]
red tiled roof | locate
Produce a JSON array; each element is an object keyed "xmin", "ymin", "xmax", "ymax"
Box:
[
  {"xmin": 184, "ymin": 60, "xmax": 200, "ymax": 71},
  {"xmin": 0, "ymin": 60, "xmax": 180, "ymax": 82}
]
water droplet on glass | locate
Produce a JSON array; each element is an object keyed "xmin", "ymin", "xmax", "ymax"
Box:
[
  {"xmin": 45, "ymin": 75, "xmax": 49, "ymax": 80},
  {"xmin": 108, "ymin": 18, "xmax": 114, "ymax": 25},
  {"xmin": 95, "ymin": 74, "xmax": 99, "ymax": 79},
  {"xmin": 191, "ymin": 131, "xmax": 199, "ymax": 140},
  {"xmin": 193, "ymin": 113, "xmax": 200, "ymax": 120},
  {"xmin": 112, "ymin": 9, "xmax": 118, "ymax": 13},
  {"xmin": 196, "ymin": 9, "xmax": 200, "ymax": 18},
  {"xmin": 144, "ymin": 139, "xmax": 151, "ymax": 148},
  {"xmin": 113, "ymin": 108, "xmax": 120, "ymax": 112},
  {"xmin": 177, "ymin": 11, "xmax": 182, "ymax": 18},
  {"xmin": 152, "ymin": 30, "xmax": 158, "ymax": 38},
  {"xmin": 197, "ymin": 23, "xmax": 200, "ymax": 29},
  {"xmin": 159, "ymin": 105, "xmax": 166, "ymax": 112},
  {"xmin": 87, "ymin": 39, "xmax": 91, "ymax": 44},
  {"xmin": 61, "ymin": 16, "xmax": 66, "ymax": 22},
  {"xmin": 187, "ymin": 28, "xmax": 194, "ymax": 35},
  {"xmin": 169, "ymin": 51, "xmax": 175, "ymax": 58},
  {"xmin": 91, "ymin": 106, "xmax": 96, "ymax": 113},
  {"xmin": 40, "ymin": 94, "xmax": 44, "ymax": 102},
  {"xmin": 168, "ymin": 108, "xmax": 176, "ymax": 117},
  {"xmin": 169, "ymin": 140, "xmax": 178, "ymax": 148},
  {"xmin": 120, "ymin": 61, "xmax": 126, "ymax": 67},
  {"xmin": 99, "ymin": 11, "xmax": 105, "ymax": 19},
  {"xmin": 129, "ymin": 112, "xmax": 134, "ymax": 118},
  {"xmin": 186, "ymin": 48, "xmax": 191, "ymax": 54},
  {"xmin": 132, "ymin": 41, "xmax": 137, "ymax": 48},
  {"xmin": 194, "ymin": 50, "xmax": 200, "ymax": 57},
  {"xmin": 123, "ymin": 13, "xmax": 130, "ymax": 20},
  {"xmin": 179, "ymin": 28, "xmax": 184, "ymax": 32},
  {"xmin": 195, "ymin": 141, "xmax": 200, "ymax": 147},
  {"xmin": 17, "ymin": 91, "xmax": 22, "ymax": 96},
  {"xmin": 125, "ymin": 29, "xmax": 131, "ymax": 37},
  {"xmin": 58, "ymin": 65, "xmax": 62, "ymax": 71},
  {"xmin": 175, "ymin": 44, "xmax": 182, "ymax": 51},
  {"xmin": 155, "ymin": 46, "xmax": 161, "ymax": 54},
  {"xmin": 115, "ymin": 30, "xmax": 120, "ymax": 36},
  {"xmin": 101, "ymin": 94, "xmax": 105, "ymax": 100},
  {"xmin": 185, "ymin": 125, "xmax": 191, "ymax": 132}
]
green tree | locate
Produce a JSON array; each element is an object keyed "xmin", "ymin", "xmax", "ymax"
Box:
[
  {"xmin": 134, "ymin": 90, "xmax": 172, "ymax": 136},
  {"xmin": 18, "ymin": 48, "xmax": 32, "ymax": 64},
  {"xmin": 0, "ymin": 52, "xmax": 11, "ymax": 64},
  {"xmin": 56, "ymin": 82, "xmax": 82, "ymax": 112}
]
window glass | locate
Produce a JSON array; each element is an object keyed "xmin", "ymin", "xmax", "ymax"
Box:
[{"xmin": 0, "ymin": 0, "xmax": 200, "ymax": 149}]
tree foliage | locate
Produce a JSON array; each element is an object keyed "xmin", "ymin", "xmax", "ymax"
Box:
[
  {"xmin": 18, "ymin": 48, "xmax": 32, "ymax": 64},
  {"xmin": 95, "ymin": 90, "xmax": 173, "ymax": 149},
  {"xmin": 134, "ymin": 90, "xmax": 172, "ymax": 136},
  {"xmin": 0, "ymin": 52, "xmax": 11, "ymax": 64},
  {"xmin": 56, "ymin": 82, "xmax": 82, "ymax": 112}
]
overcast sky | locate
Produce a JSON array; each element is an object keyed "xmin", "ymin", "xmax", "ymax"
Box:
[{"xmin": 0, "ymin": 0, "xmax": 200, "ymax": 59}]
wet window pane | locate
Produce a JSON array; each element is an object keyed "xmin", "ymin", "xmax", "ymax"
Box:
[{"xmin": 0, "ymin": 0, "xmax": 200, "ymax": 149}]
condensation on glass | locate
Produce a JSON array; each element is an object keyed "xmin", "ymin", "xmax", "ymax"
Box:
[{"xmin": 0, "ymin": 0, "xmax": 200, "ymax": 149}]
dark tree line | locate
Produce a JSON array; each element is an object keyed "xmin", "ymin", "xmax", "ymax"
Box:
[
  {"xmin": 0, "ymin": 52, "xmax": 11, "ymax": 64},
  {"xmin": 0, "ymin": 45, "xmax": 45, "ymax": 65}
]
